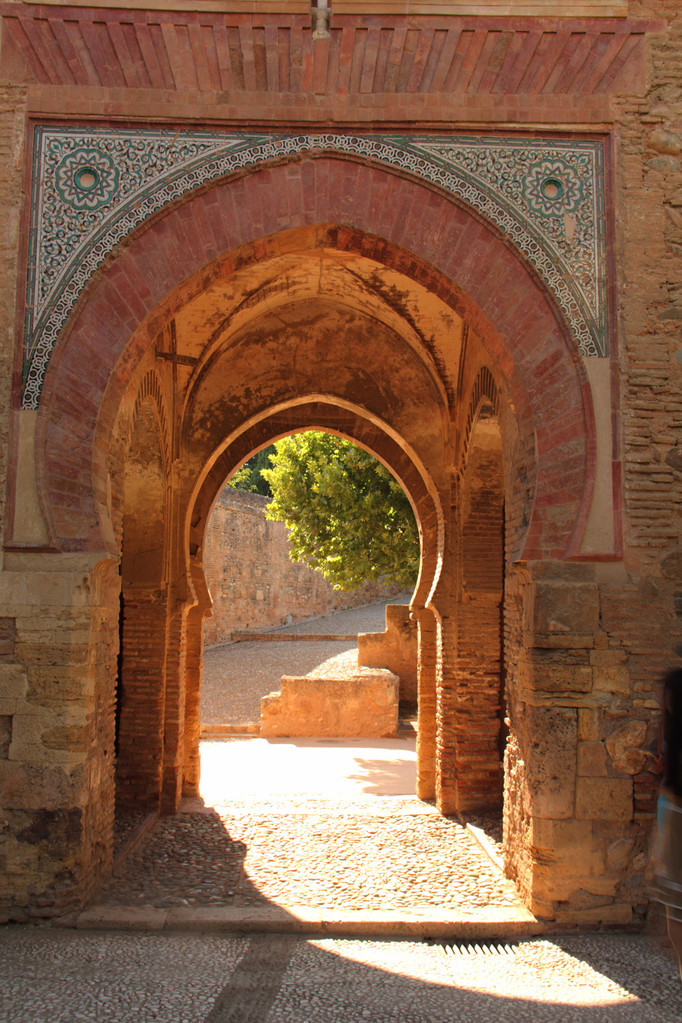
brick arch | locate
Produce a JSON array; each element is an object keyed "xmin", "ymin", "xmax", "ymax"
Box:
[
  {"xmin": 37, "ymin": 156, "xmax": 593, "ymax": 559},
  {"xmin": 177, "ymin": 395, "xmax": 446, "ymax": 804},
  {"xmin": 189, "ymin": 396, "xmax": 444, "ymax": 614}
]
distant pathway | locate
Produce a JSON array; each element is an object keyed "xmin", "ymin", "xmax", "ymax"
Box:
[{"xmin": 201, "ymin": 596, "xmax": 409, "ymax": 726}]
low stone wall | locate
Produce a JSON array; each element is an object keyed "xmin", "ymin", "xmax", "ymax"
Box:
[
  {"xmin": 202, "ymin": 488, "xmax": 402, "ymax": 646},
  {"xmin": 358, "ymin": 604, "xmax": 418, "ymax": 703},
  {"xmin": 260, "ymin": 670, "xmax": 399, "ymax": 738}
]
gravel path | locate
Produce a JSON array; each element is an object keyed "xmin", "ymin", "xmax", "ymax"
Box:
[{"xmin": 201, "ymin": 597, "xmax": 409, "ymax": 726}]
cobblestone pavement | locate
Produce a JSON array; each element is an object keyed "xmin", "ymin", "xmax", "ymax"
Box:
[
  {"xmin": 1, "ymin": 928, "xmax": 680, "ymax": 1022},
  {"xmin": 102, "ymin": 794, "xmax": 517, "ymax": 912},
  {"xmin": 201, "ymin": 598, "xmax": 409, "ymax": 725},
  {"xmin": 102, "ymin": 737, "xmax": 517, "ymax": 918}
]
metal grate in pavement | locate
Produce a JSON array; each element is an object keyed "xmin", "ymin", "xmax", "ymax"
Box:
[{"xmin": 433, "ymin": 941, "xmax": 519, "ymax": 956}]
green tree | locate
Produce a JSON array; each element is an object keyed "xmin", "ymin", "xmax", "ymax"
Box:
[
  {"xmin": 262, "ymin": 431, "xmax": 419, "ymax": 591},
  {"xmin": 228, "ymin": 445, "xmax": 276, "ymax": 496}
]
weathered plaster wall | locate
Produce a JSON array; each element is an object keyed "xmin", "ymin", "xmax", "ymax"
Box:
[{"xmin": 202, "ymin": 487, "xmax": 406, "ymax": 646}]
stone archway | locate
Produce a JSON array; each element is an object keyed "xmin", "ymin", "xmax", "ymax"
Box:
[{"xmin": 11, "ymin": 152, "xmax": 601, "ymax": 917}]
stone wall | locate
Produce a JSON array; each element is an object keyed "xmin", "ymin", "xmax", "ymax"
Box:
[
  {"xmin": 260, "ymin": 670, "xmax": 400, "ymax": 739},
  {"xmin": 358, "ymin": 605, "xmax": 418, "ymax": 703},
  {"xmin": 202, "ymin": 487, "xmax": 405, "ymax": 645}
]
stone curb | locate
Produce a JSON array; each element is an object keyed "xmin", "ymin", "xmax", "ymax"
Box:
[
  {"xmin": 232, "ymin": 633, "xmax": 358, "ymax": 643},
  {"xmin": 462, "ymin": 821, "xmax": 504, "ymax": 872},
  {"xmin": 60, "ymin": 904, "xmax": 545, "ymax": 939},
  {"xmin": 112, "ymin": 811, "xmax": 159, "ymax": 876}
]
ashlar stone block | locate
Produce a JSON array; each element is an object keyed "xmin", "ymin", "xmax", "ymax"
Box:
[
  {"xmin": 517, "ymin": 649, "xmax": 592, "ymax": 695},
  {"xmin": 528, "ymin": 818, "xmax": 614, "ymax": 904},
  {"xmin": 523, "ymin": 705, "xmax": 577, "ymax": 819},
  {"xmin": 575, "ymin": 777, "xmax": 633, "ymax": 821},
  {"xmin": 577, "ymin": 741, "xmax": 608, "ymax": 777},
  {"xmin": 605, "ymin": 720, "xmax": 649, "ymax": 775},
  {"xmin": 260, "ymin": 670, "xmax": 399, "ymax": 738},
  {"xmin": 0, "ymin": 664, "xmax": 27, "ymax": 703},
  {"xmin": 0, "ymin": 761, "xmax": 86, "ymax": 811},
  {"xmin": 528, "ymin": 581, "xmax": 599, "ymax": 649},
  {"xmin": 578, "ymin": 707, "xmax": 602, "ymax": 742}
]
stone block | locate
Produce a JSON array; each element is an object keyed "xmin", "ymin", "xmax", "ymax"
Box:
[
  {"xmin": 577, "ymin": 708, "xmax": 602, "ymax": 742},
  {"xmin": 0, "ymin": 715, "xmax": 11, "ymax": 758},
  {"xmin": 528, "ymin": 581, "xmax": 599, "ymax": 649},
  {"xmin": 553, "ymin": 903, "xmax": 633, "ymax": 926},
  {"xmin": 589, "ymin": 649, "xmax": 628, "ymax": 667},
  {"xmin": 529, "ymin": 818, "xmax": 609, "ymax": 902},
  {"xmin": 593, "ymin": 665, "xmax": 631, "ymax": 696},
  {"xmin": 606, "ymin": 837, "xmax": 634, "ymax": 871},
  {"xmin": 0, "ymin": 664, "xmax": 27, "ymax": 702},
  {"xmin": 605, "ymin": 720, "xmax": 649, "ymax": 775},
  {"xmin": 358, "ymin": 604, "xmax": 418, "ymax": 703},
  {"xmin": 517, "ymin": 649, "xmax": 592, "ymax": 694},
  {"xmin": 523, "ymin": 706, "xmax": 577, "ymax": 819},
  {"xmin": 0, "ymin": 618, "xmax": 16, "ymax": 662},
  {"xmin": 16, "ymin": 808, "xmax": 83, "ymax": 858},
  {"xmin": 0, "ymin": 761, "xmax": 86, "ymax": 811},
  {"xmin": 576, "ymin": 777, "xmax": 633, "ymax": 821},
  {"xmin": 260, "ymin": 670, "xmax": 399, "ymax": 738},
  {"xmin": 40, "ymin": 724, "xmax": 91, "ymax": 754},
  {"xmin": 9, "ymin": 708, "xmax": 89, "ymax": 757},
  {"xmin": 26, "ymin": 666, "xmax": 95, "ymax": 703},
  {"xmin": 577, "ymin": 741, "xmax": 608, "ymax": 777}
]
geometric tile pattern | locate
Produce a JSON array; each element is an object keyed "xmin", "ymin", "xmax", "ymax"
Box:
[{"xmin": 24, "ymin": 127, "xmax": 608, "ymax": 408}]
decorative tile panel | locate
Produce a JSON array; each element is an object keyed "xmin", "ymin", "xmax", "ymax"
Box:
[{"xmin": 23, "ymin": 127, "xmax": 608, "ymax": 408}]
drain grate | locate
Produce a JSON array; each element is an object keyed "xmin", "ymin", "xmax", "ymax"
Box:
[{"xmin": 433, "ymin": 941, "xmax": 519, "ymax": 957}]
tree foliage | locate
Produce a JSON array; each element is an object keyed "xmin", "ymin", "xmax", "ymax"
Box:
[
  {"xmin": 261, "ymin": 431, "xmax": 419, "ymax": 591},
  {"xmin": 228, "ymin": 445, "xmax": 276, "ymax": 496}
]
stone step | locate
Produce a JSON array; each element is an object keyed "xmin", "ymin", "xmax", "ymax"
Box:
[
  {"xmin": 232, "ymin": 633, "xmax": 357, "ymax": 642},
  {"xmin": 201, "ymin": 722, "xmax": 260, "ymax": 737},
  {"xmin": 66, "ymin": 903, "xmax": 544, "ymax": 939},
  {"xmin": 398, "ymin": 717, "xmax": 418, "ymax": 737}
]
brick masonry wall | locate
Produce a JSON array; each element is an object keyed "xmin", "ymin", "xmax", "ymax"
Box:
[{"xmin": 202, "ymin": 487, "xmax": 404, "ymax": 645}]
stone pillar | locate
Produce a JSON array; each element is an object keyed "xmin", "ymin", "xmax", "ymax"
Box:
[
  {"xmin": 116, "ymin": 586, "xmax": 169, "ymax": 810},
  {"xmin": 503, "ymin": 561, "xmax": 652, "ymax": 925},
  {"xmin": 159, "ymin": 600, "xmax": 186, "ymax": 814},
  {"xmin": 182, "ymin": 601, "xmax": 206, "ymax": 797},
  {"xmin": 0, "ymin": 557, "xmax": 119, "ymax": 921},
  {"xmin": 415, "ymin": 606, "xmax": 437, "ymax": 800}
]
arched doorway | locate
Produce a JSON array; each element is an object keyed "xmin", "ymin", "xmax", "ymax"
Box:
[{"xmin": 26, "ymin": 155, "xmax": 594, "ymax": 911}]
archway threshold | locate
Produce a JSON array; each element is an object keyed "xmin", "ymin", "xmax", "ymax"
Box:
[{"xmin": 74, "ymin": 735, "xmax": 539, "ymax": 938}]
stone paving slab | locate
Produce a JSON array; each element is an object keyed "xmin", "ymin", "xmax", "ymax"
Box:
[{"xmin": 1, "ymin": 929, "xmax": 680, "ymax": 1022}]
